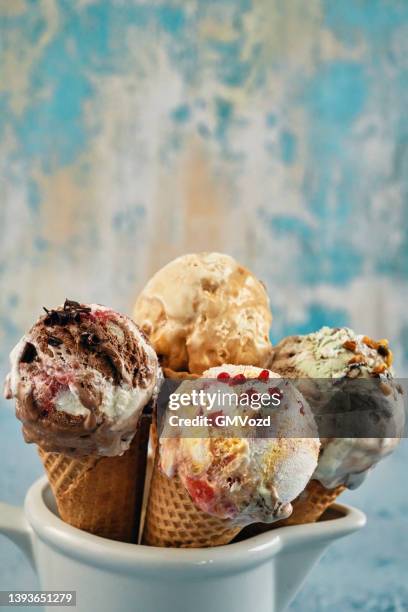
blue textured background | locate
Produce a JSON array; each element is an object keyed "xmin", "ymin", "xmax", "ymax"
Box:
[{"xmin": 1, "ymin": 1, "xmax": 407, "ymax": 610}]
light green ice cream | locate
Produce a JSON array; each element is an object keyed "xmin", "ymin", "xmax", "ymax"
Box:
[
  {"xmin": 270, "ymin": 326, "xmax": 404, "ymax": 490},
  {"xmin": 271, "ymin": 326, "xmax": 393, "ymax": 379}
]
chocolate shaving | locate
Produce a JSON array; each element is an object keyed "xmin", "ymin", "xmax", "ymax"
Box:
[
  {"xmin": 43, "ymin": 307, "xmax": 72, "ymax": 326},
  {"xmin": 43, "ymin": 299, "xmax": 91, "ymax": 326},
  {"xmin": 47, "ymin": 335, "xmax": 63, "ymax": 347},
  {"xmin": 20, "ymin": 342, "xmax": 37, "ymax": 363},
  {"xmin": 63, "ymin": 299, "xmax": 91, "ymax": 313},
  {"xmin": 80, "ymin": 332, "xmax": 102, "ymax": 348}
]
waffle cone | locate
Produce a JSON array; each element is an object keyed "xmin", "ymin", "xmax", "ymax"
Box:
[
  {"xmin": 137, "ymin": 415, "xmax": 158, "ymax": 542},
  {"xmin": 273, "ymin": 479, "xmax": 346, "ymax": 527},
  {"xmin": 142, "ymin": 458, "xmax": 241, "ymax": 548},
  {"xmin": 39, "ymin": 414, "xmax": 150, "ymax": 542}
]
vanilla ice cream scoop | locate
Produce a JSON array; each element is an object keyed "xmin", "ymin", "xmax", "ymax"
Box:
[
  {"xmin": 158, "ymin": 365, "xmax": 320, "ymax": 526},
  {"xmin": 4, "ymin": 300, "xmax": 160, "ymax": 457},
  {"xmin": 133, "ymin": 253, "xmax": 272, "ymax": 374},
  {"xmin": 269, "ymin": 326, "xmax": 405, "ymax": 489}
]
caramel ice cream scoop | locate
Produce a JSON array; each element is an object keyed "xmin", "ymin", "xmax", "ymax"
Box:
[{"xmin": 133, "ymin": 252, "xmax": 272, "ymax": 374}]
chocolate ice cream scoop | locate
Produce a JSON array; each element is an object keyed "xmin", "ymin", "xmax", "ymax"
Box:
[{"xmin": 4, "ymin": 300, "xmax": 160, "ymax": 457}]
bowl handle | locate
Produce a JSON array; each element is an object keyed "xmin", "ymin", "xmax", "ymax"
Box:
[{"xmin": 0, "ymin": 502, "xmax": 35, "ymax": 570}]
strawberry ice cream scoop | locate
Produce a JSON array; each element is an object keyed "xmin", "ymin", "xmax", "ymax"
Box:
[
  {"xmin": 159, "ymin": 365, "xmax": 320, "ymax": 526},
  {"xmin": 4, "ymin": 300, "xmax": 160, "ymax": 457}
]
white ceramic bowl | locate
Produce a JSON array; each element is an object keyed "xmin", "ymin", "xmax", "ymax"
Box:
[{"xmin": 0, "ymin": 477, "xmax": 365, "ymax": 612}]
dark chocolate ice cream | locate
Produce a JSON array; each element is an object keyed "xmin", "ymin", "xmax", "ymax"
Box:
[{"xmin": 4, "ymin": 300, "xmax": 160, "ymax": 457}]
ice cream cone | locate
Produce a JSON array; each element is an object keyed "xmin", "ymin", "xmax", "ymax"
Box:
[
  {"xmin": 143, "ymin": 365, "xmax": 321, "ymax": 547},
  {"xmin": 142, "ymin": 405, "xmax": 241, "ymax": 548},
  {"xmin": 137, "ymin": 414, "xmax": 158, "ymax": 543},
  {"xmin": 39, "ymin": 414, "xmax": 151, "ymax": 542},
  {"xmin": 137, "ymin": 367, "xmax": 201, "ymax": 542},
  {"xmin": 142, "ymin": 457, "xmax": 241, "ymax": 547},
  {"xmin": 273, "ymin": 479, "xmax": 346, "ymax": 527}
]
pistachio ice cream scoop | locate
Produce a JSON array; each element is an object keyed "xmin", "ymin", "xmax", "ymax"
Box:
[{"xmin": 269, "ymin": 326, "xmax": 405, "ymax": 489}]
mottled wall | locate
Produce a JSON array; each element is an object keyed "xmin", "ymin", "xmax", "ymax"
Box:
[{"xmin": 1, "ymin": 1, "xmax": 407, "ymax": 610}]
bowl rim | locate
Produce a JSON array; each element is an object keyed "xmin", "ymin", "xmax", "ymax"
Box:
[{"xmin": 25, "ymin": 476, "xmax": 366, "ymax": 575}]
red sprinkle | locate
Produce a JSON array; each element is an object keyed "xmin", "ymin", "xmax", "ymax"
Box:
[
  {"xmin": 217, "ymin": 372, "xmax": 230, "ymax": 382},
  {"xmin": 186, "ymin": 478, "xmax": 215, "ymax": 506},
  {"xmin": 258, "ymin": 369, "xmax": 270, "ymax": 382},
  {"xmin": 229, "ymin": 374, "xmax": 246, "ymax": 386}
]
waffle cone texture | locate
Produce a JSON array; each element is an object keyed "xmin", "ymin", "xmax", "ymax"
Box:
[
  {"xmin": 39, "ymin": 415, "xmax": 150, "ymax": 542},
  {"xmin": 143, "ymin": 413, "xmax": 241, "ymax": 547},
  {"xmin": 142, "ymin": 458, "xmax": 242, "ymax": 548}
]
